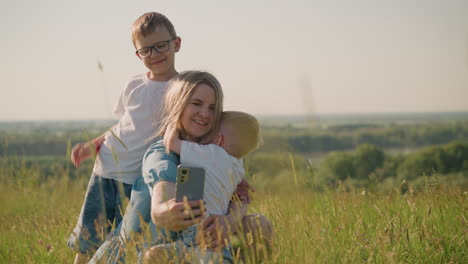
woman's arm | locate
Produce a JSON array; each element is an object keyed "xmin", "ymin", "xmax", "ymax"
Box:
[
  {"xmin": 150, "ymin": 181, "xmax": 205, "ymax": 231},
  {"xmin": 143, "ymin": 140, "xmax": 206, "ymax": 231},
  {"xmin": 142, "ymin": 140, "xmax": 179, "ymax": 193}
]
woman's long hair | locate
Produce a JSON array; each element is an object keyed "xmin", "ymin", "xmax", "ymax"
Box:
[{"xmin": 154, "ymin": 71, "xmax": 224, "ymax": 144}]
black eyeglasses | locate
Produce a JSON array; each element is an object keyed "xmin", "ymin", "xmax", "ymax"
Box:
[{"xmin": 135, "ymin": 37, "xmax": 177, "ymax": 59}]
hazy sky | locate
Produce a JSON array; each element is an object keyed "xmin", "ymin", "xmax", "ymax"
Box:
[{"xmin": 1, "ymin": 0, "xmax": 467, "ymax": 120}]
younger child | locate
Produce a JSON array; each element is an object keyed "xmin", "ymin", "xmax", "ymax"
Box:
[
  {"xmin": 145, "ymin": 111, "xmax": 261, "ymax": 263},
  {"xmin": 68, "ymin": 12, "xmax": 181, "ymax": 264}
]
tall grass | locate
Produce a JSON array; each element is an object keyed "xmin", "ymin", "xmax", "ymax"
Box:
[
  {"xmin": 0, "ymin": 157, "xmax": 466, "ymax": 263},
  {"xmin": 0, "ymin": 158, "xmax": 88, "ymax": 263},
  {"xmin": 258, "ymin": 185, "xmax": 466, "ymax": 263}
]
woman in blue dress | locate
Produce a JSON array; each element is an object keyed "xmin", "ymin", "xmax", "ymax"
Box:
[{"xmin": 90, "ymin": 71, "xmax": 273, "ymax": 263}]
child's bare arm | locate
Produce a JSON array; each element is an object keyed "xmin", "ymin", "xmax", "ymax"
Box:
[
  {"xmin": 234, "ymin": 178, "xmax": 255, "ymax": 204},
  {"xmin": 200, "ymin": 198, "xmax": 248, "ymax": 249},
  {"xmin": 163, "ymin": 122, "xmax": 182, "ymax": 154},
  {"xmin": 70, "ymin": 129, "xmax": 107, "ymax": 168}
]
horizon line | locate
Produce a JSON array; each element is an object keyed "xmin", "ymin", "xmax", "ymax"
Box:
[{"xmin": 1, "ymin": 110, "xmax": 468, "ymax": 123}]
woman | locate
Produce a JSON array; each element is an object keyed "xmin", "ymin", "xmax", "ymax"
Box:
[{"xmin": 90, "ymin": 71, "xmax": 273, "ymax": 263}]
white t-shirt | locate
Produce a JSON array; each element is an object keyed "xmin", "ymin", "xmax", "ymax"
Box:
[
  {"xmin": 93, "ymin": 73, "xmax": 168, "ymax": 184},
  {"xmin": 180, "ymin": 141, "xmax": 244, "ymax": 215}
]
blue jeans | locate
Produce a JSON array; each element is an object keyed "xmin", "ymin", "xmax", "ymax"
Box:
[
  {"xmin": 142, "ymin": 225, "xmax": 233, "ymax": 264},
  {"xmin": 89, "ymin": 175, "xmax": 176, "ymax": 263},
  {"xmin": 89, "ymin": 176, "xmax": 233, "ymax": 263},
  {"xmin": 67, "ymin": 174, "xmax": 132, "ymax": 254},
  {"xmin": 180, "ymin": 225, "xmax": 233, "ymax": 263}
]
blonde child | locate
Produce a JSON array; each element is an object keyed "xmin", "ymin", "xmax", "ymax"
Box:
[{"xmin": 144, "ymin": 111, "xmax": 261, "ymax": 263}]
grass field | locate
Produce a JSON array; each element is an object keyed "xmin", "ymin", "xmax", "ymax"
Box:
[{"xmin": 0, "ymin": 157, "xmax": 466, "ymax": 264}]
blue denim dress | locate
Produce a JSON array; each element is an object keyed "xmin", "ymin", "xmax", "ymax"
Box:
[{"xmin": 89, "ymin": 139, "xmax": 232, "ymax": 263}]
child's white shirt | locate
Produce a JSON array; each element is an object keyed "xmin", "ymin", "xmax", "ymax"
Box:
[
  {"xmin": 180, "ymin": 141, "xmax": 245, "ymax": 215},
  {"xmin": 93, "ymin": 73, "xmax": 169, "ymax": 184}
]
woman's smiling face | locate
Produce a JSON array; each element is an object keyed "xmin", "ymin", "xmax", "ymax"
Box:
[{"xmin": 180, "ymin": 84, "xmax": 216, "ymax": 139}]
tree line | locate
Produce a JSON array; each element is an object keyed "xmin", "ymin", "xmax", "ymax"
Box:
[
  {"xmin": 260, "ymin": 121, "xmax": 468, "ymax": 153},
  {"xmin": 2, "ymin": 121, "xmax": 468, "ymax": 156},
  {"xmin": 245, "ymin": 141, "xmax": 468, "ymax": 192},
  {"xmin": 319, "ymin": 141, "xmax": 468, "ymax": 183}
]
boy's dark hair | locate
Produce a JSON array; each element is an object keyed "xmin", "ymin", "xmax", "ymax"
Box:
[{"xmin": 131, "ymin": 12, "xmax": 177, "ymax": 45}]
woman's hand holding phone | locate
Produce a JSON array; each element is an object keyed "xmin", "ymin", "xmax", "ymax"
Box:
[{"xmin": 152, "ymin": 198, "xmax": 206, "ymax": 231}]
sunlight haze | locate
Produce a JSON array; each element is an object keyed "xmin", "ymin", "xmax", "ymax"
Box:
[{"xmin": 1, "ymin": 0, "xmax": 467, "ymax": 120}]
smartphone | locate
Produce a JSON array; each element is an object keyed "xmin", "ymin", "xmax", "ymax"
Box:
[{"xmin": 175, "ymin": 165, "xmax": 205, "ymax": 203}]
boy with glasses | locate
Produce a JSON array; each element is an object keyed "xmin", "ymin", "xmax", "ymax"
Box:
[{"xmin": 67, "ymin": 12, "xmax": 181, "ymax": 264}]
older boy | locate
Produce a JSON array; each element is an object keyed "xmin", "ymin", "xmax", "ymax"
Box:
[
  {"xmin": 144, "ymin": 111, "xmax": 261, "ymax": 263},
  {"xmin": 68, "ymin": 12, "xmax": 181, "ymax": 264}
]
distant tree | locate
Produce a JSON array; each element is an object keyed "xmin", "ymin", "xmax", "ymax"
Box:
[
  {"xmin": 397, "ymin": 146, "xmax": 447, "ymax": 180},
  {"xmin": 442, "ymin": 141, "xmax": 468, "ymax": 173},
  {"xmin": 374, "ymin": 155, "xmax": 404, "ymax": 180},
  {"xmin": 319, "ymin": 152, "xmax": 355, "ymax": 182},
  {"xmin": 288, "ymin": 134, "xmax": 353, "ymax": 153},
  {"xmin": 353, "ymin": 144, "xmax": 385, "ymax": 180}
]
